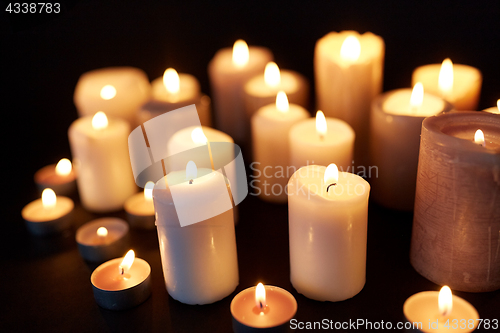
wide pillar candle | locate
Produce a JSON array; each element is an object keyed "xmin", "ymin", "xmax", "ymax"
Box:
[
  {"xmin": 68, "ymin": 112, "xmax": 137, "ymax": 212},
  {"xmin": 315, "ymin": 31, "xmax": 384, "ymax": 167},
  {"xmin": 411, "ymin": 111, "xmax": 500, "ymax": 292},
  {"xmin": 370, "ymin": 87, "xmax": 452, "ymax": 210},
  {"xmin": 288, "ymin": 164, "xmax": 370, "ymax": 301}
]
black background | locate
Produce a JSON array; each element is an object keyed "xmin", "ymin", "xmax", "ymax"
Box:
[{"xmin": 1, "ymin": 1, "xmax": 500, "ymax": 332}]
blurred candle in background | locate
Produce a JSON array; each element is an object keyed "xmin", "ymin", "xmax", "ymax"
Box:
[
  {"xmin": 34, "ymin": 158, "xmax": 77, "ymax": 196},
  {"xmin": 483, "ymin": 99, "xmax": 500, "ymax": 114}
]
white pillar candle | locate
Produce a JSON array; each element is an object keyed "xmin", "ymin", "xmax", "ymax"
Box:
[
  {"xmin": 483, "ymin": 99, "xmax": 500, "ymax": 114},
  {"xmin": 22, "ymin": 188, "xmax": 74, "ymax": 236},
  {"xmin": 91, "ymin": 250, "xmax": 151, "ymax": 311},
  {"xmin": 34, "ymin": 158, "xmax": 76, "ymax": 196},
  {"xmin": 369, "ymin": 84, "xmax": 452, "ymax": 210},
  {"xmin": 74, "ymin": 67, "xmax": 151, "ymax": 126},
  {"xmin": 251, "ymin": 92, "xmax": 309, "ymax": 203},
  {"xmin": 315, "ymin": 31, "xmax": 384, "ymax": 167},
  {"xmin": 412, "ymin": 58, "xmax": 482, "ymax": 110},
  {"xmin": 68, "ymin": 112, "xmax": 137, "ymax": 212},
  {"xmin": 208, "ymin": 40, "xmax": 273, "ymax": 145},
  {"xmin": 289, "ymin": 110, "xmax": 355, "ymax": 172},
  {"xmin": 403, "ymin": 286, "xmax": 479, "ymax": 333},
  {"xmin": 153, "ymin": 168, "xmax": 238, "ymax": 305},
  {"xmin": 288, "ymin": 164, "xmax": 370, "ymax": 301},
  {"xmin": 244, "ymin": 62, "xmax": 309, "ymax": 120},
  {"xmin": 76, "ymin": 217, "xmax": 130, "ymax": 263},
  {"xmin": 124, "ymin": 181, "xmax": 155, "ymax": 229}
]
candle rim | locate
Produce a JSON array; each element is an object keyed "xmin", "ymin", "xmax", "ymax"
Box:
[
  {"xmin": 76, "ymin": 217, "xmax": 129, "ymax": 246},
  {"xmin": 376, "ymin": 88, "xmax": 449, "ymax": 118},
  {"xmin": 91, "ymin": 257, "xmax": 151, "ymax": 292}
]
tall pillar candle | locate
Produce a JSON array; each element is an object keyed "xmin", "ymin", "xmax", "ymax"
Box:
[
  {"xmin": 289, "ymin": 111, "xmax": 354, "ymax": 172},
  {"xmin": 68, "ymin": 112, "xmax": 137, "ymax": 212},
  {"xmin": 315, "ymin": 31, "xmax": 384, "ymax": 167},
  {"xmin": 208, "ymin": 40, "xmax": 273, "ymax": 146},
  {"xmin": 153, "ymin": 168, "xmax": 238, "ymax": 305},
  {"xmin": 411, "ymin": 111, "xmax": 500, "ymax": 292},
  {"xmin": 251, "ymin": 92, "xmax": 309, "ymax": 203},
  {"xmin": 370, "ymin": 85, "xmax": 452, "ymax": 210},
  {"xmin": 412, "ymin": 59, "xmax": 482, "ymax": 110},
  {"xmin": 288, "ymin": 164, "xmax": 370, "ymax": 301}
]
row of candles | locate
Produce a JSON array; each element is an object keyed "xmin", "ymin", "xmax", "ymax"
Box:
[{"xmin": 21, "ymin": 29, "xmax": 500, "ymax": 332}]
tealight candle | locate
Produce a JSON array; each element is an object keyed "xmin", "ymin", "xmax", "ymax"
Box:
[
  {"xmin": 91, "ymin": 250, "xmax": 151, "ymax": 311},
  {"xmin": 369, "ymin": 84, "xmax": 452, "ymax": 210},
  {"xmin": 76, "ymin": 217, "xmax": 130, "ymax": 262},
  {"xmin": 412, "ymin": 58, "xmax": 482, "ymax": 110},
  {"xmin": 21, "ymin": 188, "xmax": 74, "ymax": 236},
  {"xmin": 403, "ymin": 286, "xmax": 479, "ymax": 333},
  {"xmin": 34, "ymin": 158, "xmax": 77, "ymax": 196},
  {"xmin": 124, "ymin": 181, "xmax": 155, "ymax": 229},
  {"xmin": 231, "ymin": 283, "xmax": 297, "ymax": 332},
  {"xmin": 483, "ymin": 99, "xmax": 500, "ymax": 114}
]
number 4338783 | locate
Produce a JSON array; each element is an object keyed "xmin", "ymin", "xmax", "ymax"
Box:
[{"xmin": 6, "ymin": 3, "xmax": 60, "ymax": 13}]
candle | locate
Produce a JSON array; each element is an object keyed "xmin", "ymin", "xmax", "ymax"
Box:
[
  {"xmin": 251, "ymin": 92, "xmax": 309, "ymax": 203},
  {"xmin": 21, "ymin": 188, "xmax": 74, "ymax": 236},
  {"xmin": 76, "ymin": 217, "xmax": 130, "ymax": 262},
  {"xmin": 369, "ymin": 84, "xmax": 452, "ymax": 210},
  {"xmin": 289, "ymin": 110, "xmax": 355, "ymax": 173},
  {"xmin": 315, "ymin": 30, "xmax": 385, "ymax": 167},
  {"xmin": 243, "ymin": 61, "xmax": 309, "ymax": 121},
  {"xmin": 208, "ymin": 40, "xmax": 273, "ymax": 145},
  {"xmin": 138, "ymin": 68, "xmax": 211, "ymax": 126},
  {"xmin": 483, "ymin": 99, "xmax": 500, "ymax": 114},
  {"xmin": 68, "ymin": 111, "xmax": 137, "ymax": 212},
  {"xmin": 231, "ymin": 283, "xmax": 297, "ymax": 332},
  {"xmin": 91, "ymin": 250, "xmax": 151, "ymax": 310},
  {"xmin": 124, "ymin": 181, "xmax": 155, "ymax": 229},
  {"xmin": 412, "ymin": 59, "xmax": 482, "ymax": 110},
  {"xmin": 34, "ymin": 158, "xmax": 77, "ymax": 196},
  {"xmin": 288, "ymin": 164, "xmax": 370, "ymax": 301},
  {"xmin": 74, "ymin": 67, "xmax": 151, "ymax": 126},
  {"xmin": 403, "ymin": 286, "xmax": 479, "ymax": 332},
  {"xmin": 153, "ymin": 165, "xmax": 238, "ymax": 304},
  {"xmin": 411, "ymin": 111, "xmax": 500, "ymax": 292}
]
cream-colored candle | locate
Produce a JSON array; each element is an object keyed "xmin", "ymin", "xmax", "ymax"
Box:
[
  {"xmin": 315, "ymin": 31, "xmax": 384, "ymax": 167},
  {"xmin": 288, "ymin": 164, "xmax": 370, "ymax": 301},
  {"xmin": 22, "ymin": 188, "xmax": 74, "ymax": 236},
  {"xmin": 244, "ymin": 62, "xmax": 309, "ymax": 121},
  {"xmin": 124, "ymin": 181, "xmax": 155, "ymax": 229},
  {"xmin": 369, "ymin": 84, "xmax": 452, "ymax": 210},
  {"xmin": 74, "ymin": 67, "xmax": 151, "ymax": 126},
  {"xmin": 153, "ymin": 167, "xmax": 238, "ymax": 305},
  {"xmin": 34, "ymin": 158, "xmax": 76, "ymax": 196},
  {"xmin": 251, "ymin": 92, "xmax": 309, "ymax": 203},
  {"xmin": 289, "ymin": 111, "xmax": 355, "ymax": 172},
  {"xmin": 208, "ymin": 40, "xmax": 273, "ymax": 144},
  {"xmin": 483, "ymin": 99, "xmax": 500, "ymax": 114},
  {"xmin": 68, "ymin": 112, "xmax": 137, "ymax": 212},
  {"xmin": 412, "ymin": 59, "xmax": 482, "ymax": 110},
  {"xmin": 403, "ymin": 286, "xmax": 479, "ymax": 332}
]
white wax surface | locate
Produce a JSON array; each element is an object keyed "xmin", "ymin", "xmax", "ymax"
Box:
[
  {"xmin": 383, "ymin": 89, "xmax": 445, "ymax": 116},
  {"xmin": 91, "ymin": 257, "xmax": 150, "ymax": 291},
  {"xmin": 289, "ymin": 117, "xmax": 354, "ymax": 171},
  {"xmin": 412, "ymin": 64, "xmax": 482, "ymax": 110},
  {"xmin": 167, "ymin": 125, "xmax": 233, "ymax": 157},
  {"xmin": 22, "ymin": 196, "xmax": 73, "ymax": 222},
  {"xmin": 151, "ymin": 73, "xmax": 200, "ymax": 103},
  {"xmin": 403, "ymin": 291, "xmax": 479, "ymax": 333},
  {"xmin": 76, "ymin": 218, "xmax": 129, "ymax": 246},
  {"xmin": 483, "ymin": 106, "xmax": 500, "ymax": 114},
  {"xmin": 124, "ymin": 192, "xmax": 155, "ymax": 216}
]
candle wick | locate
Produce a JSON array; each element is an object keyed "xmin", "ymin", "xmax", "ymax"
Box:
[
  {"xmin": 120, "ymin": 267, "xmax": 124, "ymax": 275},
  {"xmin": 326, "ymin": 183, "xmax": 336, "ymax": 193},
  {"xmin": 259, "ymin": 301, "xmax": 263, "ymax": 309},
  {"xmin": 189, "ymin": 179, "xmax": 193, "ymax": 184},
  {"xmin": 319, "ymin": 134, "xmax": 324, "ymax": 141}
]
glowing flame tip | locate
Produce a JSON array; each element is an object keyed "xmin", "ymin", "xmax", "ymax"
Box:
[
  {"xmin": 119, "ymin": 250, "xmax": 135, "ymax": 275},
  {"xmin": 232, "ymin": 40, "xmax": 249, "ymax": 67},
  {"xmin": 42, "ymin": 188, "xmax": 57, "ymax": 209},
  {"xmin": 276, "ymin": 91, "xmax": 289, "ymax": 112},
  {"xmin": 340, "ymin": 35, "xmax": 361, "ymax": 62},
  {"xmin": 92, "ymin": 111, "xmax": 108, "ymax": 130},
  {"xmin": 55, "ymin": 158, "xmax": 72, "ymax": 176},
  {"xmin": 438, "ymin": 286, "xmax": 453, "ymax": 317},
  {"xmin": 255, "ymin": 283, "xmax": 266, "ymax": 310}
]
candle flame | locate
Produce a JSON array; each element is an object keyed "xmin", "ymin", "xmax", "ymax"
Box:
[
  {"xmin": 144, "ymin": 181, "xmax": 155, "ymax": 201},
  {"xmin": 276, "ymin": 91, "xmax": 289, "ymax": 113},
  {"xmin": 163, "ymin": 68, "xmax": 180, "ymax": 94},
  {"xmin": 100, "ymin": 85, "xmax": 116, "ymax": 100},
  {"xmin": 340, "ymin": 35, "xmax": 361, "ymax": 62},
  {"xmin": 55, "ymin": 158, "xmax": 72, "ymax": 176},
  {"xmin": 316, "ymin": 110, "xmax": 327, "ymax": 138},
  {"xmin": 324, "ymin": 164, "xmax": 339, "ymax": 189},
  {"xmin": 232, "ymin": 40, "xmax": 249, "ymax": 68},
  {"xmin": 438, "ymin": 286, "xmax": 453, "ymax": 317},
  {"xmin": 119, "ymin": 250, "xmax": 135, "ymax": 275},
  {"xmin": 191, "ymin": 127, "xmax": 208, "ymax": 144},
  {"xmin": 438, "ymin": 58, "xmax": 454, "ymax": 97},
  {"xmin": 474, "ymin": 129, "xmax": 485, "ymax": 147},
  {"xmin": 264, "ymin": 62, "xmax": 281, "ymax": 87},
  {"xmin": 255, "ymin": 283, "xmax": 266, "ymax": 311},
  {"xmin": 42, "ymin": 188, "xmax": 57, "ymax": 209},
  {"xmin": 186, "ymin": 160, "xmax": 197, "ymax": 181},
  {"xmin": 97, "ymin": 227, "xmax": 108, "ymax": 237},
  {"xmin": 410, "ymin": 82, "xmax": 424, "ymax": 110},
  {"xmin": 497, "ymin": 99, "xmax": 500, "ymax": 112},
  {"xmin": 92, "ymin": 111, "xmax": 108, "ymax": 130}
]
